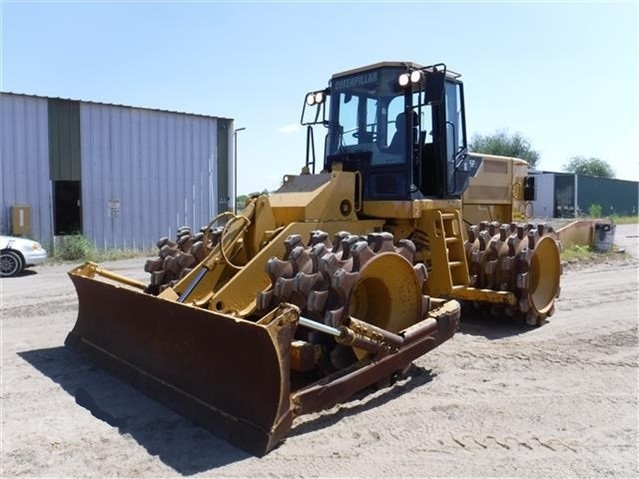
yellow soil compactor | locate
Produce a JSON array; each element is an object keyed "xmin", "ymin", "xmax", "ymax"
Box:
[{"xmin": 66, "ymin": 62, "xmax": 561, "ymax": 455}]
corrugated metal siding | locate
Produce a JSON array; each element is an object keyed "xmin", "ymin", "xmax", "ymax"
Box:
[
  {"xmin": 48, "ymin": 99, "xmax": 81, "ymax": 181},
  {"xmin": 531, "ymin": 173, "xmax": 555, "ymax": 218},
  {"xmin": 577, "ymin": 175, "xmax": 639, "ymax": 216},
  {"xmin": 0, "ymin": 93, "xmax": 52, "ymax": 242},
  {"xmin": 79, "ymin": 103, "xmax": 221, "ymax": 250},
  {"xmin": 4, "ymin": 91, "xmax": 233, "ymax": 122}
]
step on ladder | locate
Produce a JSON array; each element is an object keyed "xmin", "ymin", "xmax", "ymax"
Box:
[{"xmin": 436, "ymin": 211, "xmax": 468, "ymax": 293}]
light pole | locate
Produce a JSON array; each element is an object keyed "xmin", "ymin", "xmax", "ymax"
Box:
[{"xmin": 233, "ymin": 127, "xmax": 246, "ymax": 214}]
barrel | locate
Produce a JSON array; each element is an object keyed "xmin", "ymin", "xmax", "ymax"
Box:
[{"xmin": 593, "ymin": 223, "xmax": 616, "ymax": 253}]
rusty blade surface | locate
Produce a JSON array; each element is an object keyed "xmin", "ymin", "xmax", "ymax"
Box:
[{"xmin": 65, "ymin": 271, "xmax": 297, "ymax": 456}]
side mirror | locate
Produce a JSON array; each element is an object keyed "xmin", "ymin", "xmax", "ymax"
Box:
[{"xmin": 425, "ymin": 71, "xmax": 445, "ymax": 105}]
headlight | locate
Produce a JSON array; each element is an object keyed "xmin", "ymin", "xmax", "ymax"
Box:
[
  {"xmin": 32, "ymin": 242, "xmax": 42, "ymax": 250},
  {"xmin": 410, "ymin": 70, "xmax": 422, "ymax": 83},
  {"xmin": 306, "ymin": 93, "xmax": 316, "ymax": 106},
  {"xmin": 314, "ymin": 91, "xmax": 324, "ymax": 104},
  {"xmin": 398, "ymin": 73, "xmax": 410, "ymax": 87}
]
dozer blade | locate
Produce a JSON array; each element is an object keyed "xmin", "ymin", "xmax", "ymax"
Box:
[
  {"xmin": 65, "ymin": 255, "xmax": 461, "ymax": 456},
  {"xmin": 65, "ymin": 267, "xmax": 299, "ymax": 456}
]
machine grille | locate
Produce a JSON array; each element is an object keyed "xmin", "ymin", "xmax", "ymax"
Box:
[{"xmin": 371, "ymin": 173, "xmax": 404, "ymax": 197}]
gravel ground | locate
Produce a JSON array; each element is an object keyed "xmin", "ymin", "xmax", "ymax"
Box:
[
  {"xmin": 613, "ymin": 223, "xmax": 639, "ymax": 258},
  {"xmin": 1, "ymin": 232, "xmax": 637, "ymax": 478}
]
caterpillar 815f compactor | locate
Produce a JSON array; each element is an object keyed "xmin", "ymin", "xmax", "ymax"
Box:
[{"xmin": 66, "ymin": 61, "xmax": 561, "ymax": 455}]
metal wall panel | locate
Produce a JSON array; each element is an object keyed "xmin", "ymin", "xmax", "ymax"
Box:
[
  {"xmin": 576, "ymin": 175, "xmax": 639, "ymax": 217},
  {"xmin": 0, "ymin": 93, "xmax": 52, "ymax": 243},
  {"xmin": 80, "ymin": 103, "xmax": 222, "ymax": 250},
  {"xmin": 530, "ymin": 173, "xmax": 555, "ymax": 218}
]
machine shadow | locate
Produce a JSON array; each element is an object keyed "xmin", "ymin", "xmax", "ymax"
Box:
[
  {"xmin": 457, "ymin": 307, "xmax": 537, "ymax": 339},
  {"xmin": 288, "ymin": 364, "xmax": 436, "ymax": 439},
  {"xmin": 18, "ymin": 346, "xmax": 250, "ymax": 475},
  {"xmin": 19, "ymin": 347, "xmax": 437, "ymax": 470}
]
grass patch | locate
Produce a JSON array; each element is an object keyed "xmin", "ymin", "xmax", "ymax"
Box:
[
  {"xmin": 561, "ymin": 244, "xmax": 593, "ymax": 262},
  {"xmin": 561, "ymin": 243, "xmax": 631, "ymax": 268},
  {"xmin": 610, "ymin": 215, "xmax": 639, "ymax": 225},
  {"xmin": 48, "ymin": 235, "xmax": 153, "ymax": 264},
  {"xmin": 587, "ymin": 203, "xmax": 603, "ymax": 218},
  {"xmin": 55, "ymin": 235, "xmax": 95, "ymax": 261}
]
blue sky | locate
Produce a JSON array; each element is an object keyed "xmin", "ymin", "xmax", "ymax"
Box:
[{"xmin": 2, "ymin": 1, "xmax": 637, "ymax": 194}]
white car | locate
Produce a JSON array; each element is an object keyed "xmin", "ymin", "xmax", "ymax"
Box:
[{"xmin": 1, "ymin": 235, "xmax": 48, "ymax": 277}]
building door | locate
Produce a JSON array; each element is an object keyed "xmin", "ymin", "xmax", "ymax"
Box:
[
  {"xmin": 48, "ymin": 98, "xmax": 82, "ymax": 236},
  {"xmin": 554, "ymin": 175, "xmax": 575, "ymax": 218},
  {"xmin": 53, "ymin": 180, "xmax": 82, "ymax": 235}
]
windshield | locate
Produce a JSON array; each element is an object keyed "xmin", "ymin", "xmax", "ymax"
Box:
[
  {"xmin": 327, "ymin": 67, "xmax": 427, "ymax": 166},
  {"xmin": 321, "ymin": 64, "xmax": 469, "ymax": 199}
]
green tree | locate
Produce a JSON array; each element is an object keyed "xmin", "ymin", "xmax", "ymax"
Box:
[
  {"xmin": 469, "ymin": 130, "xmax": 540, "ymax": 168},
  {"xmin": 563, "ymin": 156, "xmax": 615, "ymax": 178},
  {"xmin": 236, "ymin": 194, "xmax": 249, "ymax": 208}
]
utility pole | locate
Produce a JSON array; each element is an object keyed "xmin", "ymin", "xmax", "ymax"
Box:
[{"xmin": 234, "ymin": 127, "xmax": 246, "ymax": 214}]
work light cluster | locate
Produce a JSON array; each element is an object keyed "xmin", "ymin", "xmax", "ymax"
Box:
[
  {"xmin": 305, "ymin": 90, "xmax": 327, "ymax": 106},
  {"xmin": 398, "ymin": 70, "xmax": 423, "ymax": 87}
]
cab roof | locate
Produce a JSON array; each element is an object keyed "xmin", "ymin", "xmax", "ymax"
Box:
[{"xmin": 331, "ymin": 61, "xmax": 461, "ymax": 80}]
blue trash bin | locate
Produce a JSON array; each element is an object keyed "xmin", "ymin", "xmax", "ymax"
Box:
[{"xmin": 593, "ymin": 223, "xmax": 616, "ymax": 253}]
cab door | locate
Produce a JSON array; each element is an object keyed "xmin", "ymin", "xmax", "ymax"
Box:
[{"xmin": 444, "ymin": 80, "xmax": 470, "ymax": 197}]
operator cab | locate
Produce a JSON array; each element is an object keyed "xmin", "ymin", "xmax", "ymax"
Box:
[{"xmin": 302, "ymin": 62, "xmax": 481, "ymax": 200}]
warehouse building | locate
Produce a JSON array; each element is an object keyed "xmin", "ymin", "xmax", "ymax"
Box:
[
  {"xmin": 1, "ymin": 92, "xmax": 234, "ymax": 249},
  {"xmin": 530, "ymin": 171, "xmax": 638, "ymax": 218}
]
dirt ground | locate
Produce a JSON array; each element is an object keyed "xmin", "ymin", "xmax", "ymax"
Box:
[{"xmin": 1, "ymin": 226, "xmax": 638, "ymax": 478}]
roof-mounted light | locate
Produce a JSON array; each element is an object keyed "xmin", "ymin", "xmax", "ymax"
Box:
[
  {"xmin": 410, "ymin": 70, "xmax": 422, "ymax": 83},
  {"xmin": 306, "ymin": 93, "xmax": 316, "ymax": 106},
  {"xmin": 398, "ymin": 73, "xmax": 410, "ymax": 87},
  {"xmin": 306, "ymin": 90, "xmax": 327, "ymax": 106}
]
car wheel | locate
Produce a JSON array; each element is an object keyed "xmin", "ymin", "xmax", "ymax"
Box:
[{"xmin": 0, "ymin": 250, "xmax": 23, "ymax": 277}]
